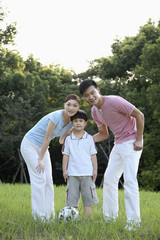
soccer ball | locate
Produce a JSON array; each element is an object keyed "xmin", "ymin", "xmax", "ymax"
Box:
[{"xmin": 58, "ymin": 206, "xmax": 79, "ymax": 222}]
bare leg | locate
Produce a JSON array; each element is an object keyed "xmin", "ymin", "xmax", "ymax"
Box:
[{"xmin": 84, "ymin": 206, "xmax": 91, "ymax": 219}]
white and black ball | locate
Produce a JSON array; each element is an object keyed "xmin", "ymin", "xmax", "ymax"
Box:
[{"xmin": 58, "ymin": 206, "xmax": 79, "ymax": 222}]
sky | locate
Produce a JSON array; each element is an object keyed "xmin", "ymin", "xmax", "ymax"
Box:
[{"xmin": 2, "ymin": 0, "xmax": 160, "ymax": 73}]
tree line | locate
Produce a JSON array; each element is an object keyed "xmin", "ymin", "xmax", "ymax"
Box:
[{"xmin": 0, "ymin": 4, "xmax": 159, "ymax": 190}]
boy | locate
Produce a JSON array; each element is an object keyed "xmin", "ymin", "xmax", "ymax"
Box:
[
  {"xmin": 62, "ymin": 110, "xmax": 99, "ymax": 218},
  {"xmin": 79, "ymin": 79, "xmax": 144, "ymax": 230}
]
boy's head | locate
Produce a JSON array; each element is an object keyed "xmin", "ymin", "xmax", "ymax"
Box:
[
  {"xmin": 71, "ymin": 110, "xmax": 87, "ymax": 132},
  {"xmin": 79, "ymin": 79, "xmax": 97, "ymax": 96},
  {"xmin": 71, "ymin": 110, "xmax": 88, "ymax": 122}
]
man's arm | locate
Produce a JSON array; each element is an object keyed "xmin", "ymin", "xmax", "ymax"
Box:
[
  {"xmin": 93, "ymin": 124, "xmax": 109, "ymax": 143},
  {"xmin": 131, "ymin": 107, "xmax": 144, "ymax": 151}
]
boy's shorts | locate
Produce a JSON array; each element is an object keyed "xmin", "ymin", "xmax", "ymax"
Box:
[{"xmin": 66, "ymin": 176, "xmax": 99, "ymax": 207}]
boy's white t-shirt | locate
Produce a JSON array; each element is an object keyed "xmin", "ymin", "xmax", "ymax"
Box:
[{"xmin": 62, "ymin": 131, "xmax": 97, "ymax": 176}]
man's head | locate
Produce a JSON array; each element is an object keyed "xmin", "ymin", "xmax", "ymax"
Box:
[
  {"xmin": 79, "ymin": 79, "xmax": 98, "ymax": 96},
  {"xmin": 71, "ymin": 110, "xmax": 88, "ymax": 132},
  {"xmin": 79, "ymin": 79, "xmax": 102, "ymax": 107}
]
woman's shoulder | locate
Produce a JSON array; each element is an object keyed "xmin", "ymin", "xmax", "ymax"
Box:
[{"xmin": 48, "ymin": 109, "xmax": 63, "ymax": 117}]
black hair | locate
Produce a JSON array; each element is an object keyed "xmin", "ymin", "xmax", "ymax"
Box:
[
  {"xmin": 79, "ymin": 79, "xmax": 98, "ymax": 95},
  {"xmin": 70, "ymin": 110, "xmax": 88, "ymax": 122}
]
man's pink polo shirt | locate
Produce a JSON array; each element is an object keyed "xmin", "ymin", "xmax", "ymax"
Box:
[{"xmin": 91, "ymin": 96, "xmax": 137, "ymax": 143}]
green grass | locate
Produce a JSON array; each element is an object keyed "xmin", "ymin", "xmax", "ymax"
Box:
[{"xmin": 0, "ymin": 184, "xmax": 160, "ymax": 240}]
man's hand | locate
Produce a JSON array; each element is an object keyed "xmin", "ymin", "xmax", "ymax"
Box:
[
  {"xmin": 36, "ymin": 159, "xmax": 45, "ymax": 173},
  {"xmin": 134, "ymin": 140, "xmax": 143, "ymax": 151}
]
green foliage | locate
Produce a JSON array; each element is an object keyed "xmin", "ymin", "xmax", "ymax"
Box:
[
  {"xmin": 0, "ymin": 12, "xmax": 17, "ymax": 46},
  {"xmin": 0, "ymin": 12, "xmax": 79, "ymax": 182},
  {"xmin": 0, "ymin": 50, "xmax": 79, "ymax": 182},
  {"xmin": 75, "ymin": 19, "xmax": 160, "ymax": 191},
  {"xmin": 0, "ymin": 7, "xmax": 160, "ymax": 191}
]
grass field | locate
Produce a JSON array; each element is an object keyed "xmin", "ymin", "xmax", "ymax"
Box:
[{"xmin": 0, "ymin": 184, "xmax": 160, "ymax": 240}]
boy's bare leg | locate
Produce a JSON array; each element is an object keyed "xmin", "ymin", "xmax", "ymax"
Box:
[{"xmin": 84, "ymin": 206, "xmax": 91, "ymax": 219}]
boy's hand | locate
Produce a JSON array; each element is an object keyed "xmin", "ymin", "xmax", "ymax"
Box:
[
  {"xmin": 36, "ymin": 159, "xmax": 45, "ymax": 173},
  {"xmin": 93, "ymin": 170, "xmax": 97, "ymax": 182},
  {"xmin": 63, "ymin": 170, "xmax": 68, "ymax": 182}
]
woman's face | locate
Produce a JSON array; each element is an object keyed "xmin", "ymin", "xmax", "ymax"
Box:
[{"xmin": 64, "ymin": 99, "xmax": 80, "ymax": 117}]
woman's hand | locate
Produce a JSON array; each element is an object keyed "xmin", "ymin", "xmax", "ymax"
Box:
[
  {"xmin": 36, "ymin": 159, "xmax": 45, "ymax": 173},
  {"xmin": 59, "ymin": 129, "xmax": 71, "ymax": 144}
]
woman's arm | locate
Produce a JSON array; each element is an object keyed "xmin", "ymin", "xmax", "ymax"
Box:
[
  {"xmin": 36, "ymin": 120, "xmax": 55, "ymax": 173},
  {"xmin": 59, "ymin": 129, "xmax": 72, "ymax": 144}
]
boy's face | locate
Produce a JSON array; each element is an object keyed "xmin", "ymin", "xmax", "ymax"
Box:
[
  {"xmin": 72, "ymin": 118, "xmax": 87, "ymax": 132},
  {"xmin": 82, "ymin": 86, "xmax": 101, "ymax": 106}
]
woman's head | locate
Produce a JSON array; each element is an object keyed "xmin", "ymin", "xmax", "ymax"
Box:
[
  {"xmin": 64, "ymin": 94, "xmax": 80, "ymax": 117},
  {"xmin": 64, "ymin": 94, "xmax": 80, "ymax": 105}
]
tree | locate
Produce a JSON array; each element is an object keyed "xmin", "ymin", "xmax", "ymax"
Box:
[
  {"xmin": 75, "ymin": 19, "xmax": 160, "ymax": 190},
  {"xmin": 0, "ymin": 2, "xmax": 17, "ymax": 46}
]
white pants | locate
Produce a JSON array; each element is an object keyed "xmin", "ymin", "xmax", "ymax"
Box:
[
  {"xmin": 20, "ymin": 137, "xmax": 55, "ymax": 220},
  {"xmin": 103, "ymin": 139, "xmax": 142, "ymax": 224}
]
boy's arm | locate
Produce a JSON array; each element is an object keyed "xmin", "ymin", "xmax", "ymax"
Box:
[
  {"xmin": 62, "ymin": 154, "xmax": 69, "ymax": 182},
  {"xmin": 131, "ymin": 107, "xmax": 144, "ymax": 151},
  {"xmin": 93, "ymin": 124, "xmax": 109, "ymax": 143},
  {"xmin": 91, "ymin": 154, "xmax": 98, "ymax": 182}
]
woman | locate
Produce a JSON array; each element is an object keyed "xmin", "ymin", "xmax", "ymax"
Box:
[{"xmin": 20, "ymin": 94, "xmax": 80, "ymax": 221}]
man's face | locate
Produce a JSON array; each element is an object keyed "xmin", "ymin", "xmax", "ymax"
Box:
[{"xmin": 82, "ymin": 86, "xmax": 101, "ymax": 106}]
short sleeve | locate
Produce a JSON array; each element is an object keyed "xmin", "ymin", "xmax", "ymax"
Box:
[
  {"xmin": 48, "ymin": 111, "xmax": 61, "ymax": 125},
  {"xmin": 91, "ymin": 107, "xmax": 104, "ymax": 127},
  {"xmin": 62, "ymin": 136, "xmax": 70, "ymax": 156},
  {"xmin": 89, "ymin": 135, "xmax": 97, "ymax": 155},
  {"xmin": 111, "ymin": 96, "xmax": 135, "ymax": 116}
]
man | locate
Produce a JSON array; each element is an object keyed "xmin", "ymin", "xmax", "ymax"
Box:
[{"xmin": 79, "ymin": 79, "xmax": 144, "ymax": 231}]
